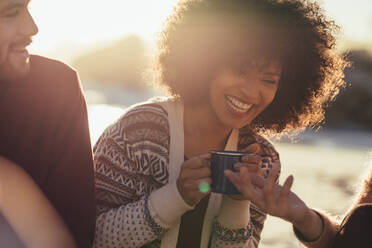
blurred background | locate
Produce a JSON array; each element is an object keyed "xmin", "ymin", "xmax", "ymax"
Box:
[{"xmin": 29, "ymin": 0, "xmax": 372, "ymax": 247}]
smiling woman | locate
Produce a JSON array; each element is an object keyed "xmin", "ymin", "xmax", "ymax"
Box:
[{"xmin": 91, "ymin": 1, "xmax": 348, "ymax": 248}]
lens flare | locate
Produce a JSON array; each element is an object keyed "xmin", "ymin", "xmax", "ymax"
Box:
[{"xmin": 198, "ymin": 181, "xmax": 210, "ymax": 193}]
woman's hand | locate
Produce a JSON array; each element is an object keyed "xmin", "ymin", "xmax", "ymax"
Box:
[
  {"xmin": 228, "ymin": 143, "xmax": 264, "ymax": 200},
  {"xmin": 235, "ymin": 143, "xmax": 263, "ymax": 173},
  {"xmin": 225, "ymin": 164, "xmax": 324, "ymax": 241},
  {"xmin": 177, "ymin": 153, "xmax": 212, "ymax": 206}
]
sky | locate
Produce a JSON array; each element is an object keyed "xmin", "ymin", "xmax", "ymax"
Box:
[{"xmin": 28, "ymin": 0, "xmax": 372, "ymax": 62}]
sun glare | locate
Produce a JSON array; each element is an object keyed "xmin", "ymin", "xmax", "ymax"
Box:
[
  {"xmin": 29, "ymin": 0, "xmax": 178, "ymax": 60},
  {"xmin": 88, "ymin": 105, "xmax": 124, "ymax": 145},
  {"xmin": 28, "ymin": 0, "xmax": 372, "ymax": 61}
]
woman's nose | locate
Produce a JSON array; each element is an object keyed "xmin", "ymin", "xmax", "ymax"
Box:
[{"xmin": 239, "ymin": 80, "xmax": 261, "ymax": 104}]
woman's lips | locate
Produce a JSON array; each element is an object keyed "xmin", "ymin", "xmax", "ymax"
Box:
[{"xmin": 225, "ymin": 95, "xmax": 253, "ymax": 113}]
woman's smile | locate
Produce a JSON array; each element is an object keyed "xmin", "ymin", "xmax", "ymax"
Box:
[
  {"xmin": 225, "ymin": 95, "xmax": 253, "ymax": 114},
  {"xmin": 209, "ymin": 64, "xmax": 281, "ymax": 129}
]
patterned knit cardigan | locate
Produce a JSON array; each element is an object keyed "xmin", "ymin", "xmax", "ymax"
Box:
[{"xmin": 93, "ymin": 98, "xmax": 280, "ymax": 248}]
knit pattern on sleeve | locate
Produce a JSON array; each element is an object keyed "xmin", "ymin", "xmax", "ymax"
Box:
[
  {"xmin": 93, "ymin": 104, "xmax": 170, "ymax": 248},
  {"xmin": 211, "ymin": 217, "xmax": 254, "ymax": 247}
]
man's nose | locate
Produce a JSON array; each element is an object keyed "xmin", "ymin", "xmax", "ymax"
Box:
[{"xmin": 19, "ymin": 9, "xmax": 38, "ymax": 37}]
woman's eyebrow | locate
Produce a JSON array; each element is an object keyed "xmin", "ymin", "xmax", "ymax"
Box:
[{"xmin": 263, "ymin": 72, "xmax": 281, "ymax": 77}]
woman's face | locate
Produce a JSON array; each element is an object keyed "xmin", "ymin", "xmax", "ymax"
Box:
[{"xmin": 209, "ymin": 61, "xmax": 281, "ymax": 129}]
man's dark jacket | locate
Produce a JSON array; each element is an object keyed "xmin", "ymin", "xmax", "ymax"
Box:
[{"xmin": 0, "ymin": 55, "xmax": 96, "ymax": 248}]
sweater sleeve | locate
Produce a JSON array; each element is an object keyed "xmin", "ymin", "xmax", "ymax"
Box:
[
  {"xmin": 210, "ymin": 198, "xmax": 262, "ymax": 248},
  {"xmin": 93, "ymin": 105, "xmax": 192, "ymax": 248},
  {"xmin": 293, "ymin": 209, "xmax": 339, "ymax": 248}
]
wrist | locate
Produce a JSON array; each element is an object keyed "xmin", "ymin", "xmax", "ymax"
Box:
[
  {"xmin": 149, "ymin": 181, "xmax": 194, "ymax": 227},
  {"xmin": 217, "ymin": 195, "xmax": 251, "ymax": 229},
  {"xmin": 293, "ymin": 208, "xmax": 323, "ymax": 242}
]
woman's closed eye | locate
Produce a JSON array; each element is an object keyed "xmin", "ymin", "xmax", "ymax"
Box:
[{"xmin": 262, "ymin": 79, "xmax": 277, "ymax": 84}]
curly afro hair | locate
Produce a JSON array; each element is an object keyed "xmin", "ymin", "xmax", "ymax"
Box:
[{"xmin": 154, "ymin": 0, "xmax": 349, "ymax": 136}]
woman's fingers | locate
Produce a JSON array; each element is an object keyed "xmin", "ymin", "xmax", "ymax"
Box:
[
  {"xmin": 226, "ymin": 167, "xmax": 281, "ymax": 211},
  {"xmin": 272, "ymin": 161, "xmax": 281, "ymax": 182},
  {"xmin": 224, "ymin": 169, "xmax": 251, "ymax": 197},
  {"xmin": 241, "ymin": 154, "xmax": 262, "ymax": 165},
  {"xmin": 225, "ymin": 168, "xmax": 257, "ymax": 197},
  {"xmin": 263, "ymin": 164, "xmax": 280, "ymax": 212},
  {"xmin": 234, "ymin": 162, "xmax": 259, "ymax": 173},
  {"xmin": 228, "ymin": 160, "xmax": 298, "ymax": 220},
  {"xmin": 199, "ymin": 153, "xmax": 212, "ymax": 160},
  {"xmin": 191, "ymin": 167, "xmax": 211, "ymax": 179},
  {"xmin": 266, "ymin": 163, "xmax": 280, "ymax": 186},
  {"xmin": 184, "ymin": 153, "xmax": 211, "ymax": 169},
  {"xmin": 183, "ymin": 177, "xmax": 212, "ymax": 189},
  {"xmin": 238, "ymin": 167, "xmax": 267, "ymax": 208},
  {"xmin": 241, "ymin": 143, "xmax": 261, "ymax": 154},
  {"xmin": 224, "ymin": 170, "xmax": 241, "ymax": 189},
  {"xmin": 278, "ymin": 175, "xmax": 294, "ymax": 202},
  {"xmin": 177, "ymin": 153, "xmax": 212, "ymax": 205},
  {"xmin": 249, "ymin": 173, "xmax": 265, "ymax": 188}
]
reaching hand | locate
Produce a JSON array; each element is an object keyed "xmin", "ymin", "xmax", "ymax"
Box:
[
  {"xmin": 225, "ymin": 164, "xmax": 323, "ymax": 241},
  {"xmin": 225, "ymin": 163, "xmax": 306, "ymax": 222},
  {"xmin": 177, "ymin": 153, "xmax": 212, "ymax": 206}
]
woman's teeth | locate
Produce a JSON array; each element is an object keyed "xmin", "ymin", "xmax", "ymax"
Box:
[{"xmin": 226, "ymin": 95, "xmax": 252, "ymax": 113}]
